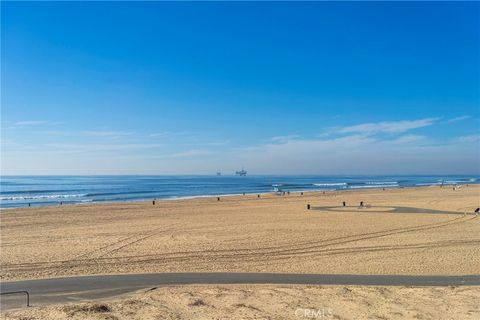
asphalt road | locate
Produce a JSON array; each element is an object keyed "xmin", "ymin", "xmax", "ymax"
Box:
[{"xmin": 1, "ymin": 273, "xmax": 479, "ymax": 310}]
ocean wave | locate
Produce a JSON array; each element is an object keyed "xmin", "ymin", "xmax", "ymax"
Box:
[
  {"xmin": 365, "ymin": 181, "xmax": 399, "ymax": 185},
  {"xmin": 85, "ymin": 190, "xmax": 159, "ymax": 197},
  {"xmin": 1, "ymin": 175, "xmax": 478, "ymax": 208},
  {"xmin": 444, "ymin": 180, "xmax": 471, "ymax": 184},
  {"xmin": 348, "ymin": 184, "xmax": 398, "ymax": 189},
  {"xmin": 0, "ymin": 188, "xmax": 87, "ymax": 195},
  {"xmin": 268, "ymin": 183, "xmax": 306, "ymax": 187},
  {"xmin": 416, "ymin": 181, "xmax": 470, "ymax": 186},
  {"xmin": 0, "ymin": 194, "xmax": 87, "ymax": 201}
]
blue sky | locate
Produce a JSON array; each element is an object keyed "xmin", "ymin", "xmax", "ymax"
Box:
[{"xmin": 1, "ymin": 2, "xmax": 479, "ymax": 175}]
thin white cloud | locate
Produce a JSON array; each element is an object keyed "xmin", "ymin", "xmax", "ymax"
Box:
[
  {"xmin": 204, "ymin": 140, "xmax": 231, "ymax": 146},
  {"xmin": 81, "ymin": 131, "xmax": 133, "ymax": 137},
  {"xmin": 232, "ymin": 131, "xmax": 478, "ymax": 174},
  {"xmin": 167, "ymin": 149, "xmax": 211, "ymax": 158},
  {"xmin": 336, "ymin": 118, "xmax": 437, "ymax": 135},
  {"xmin": 386, "ymin": 134, "xmax": 427, "ymax": 145},
  {"xmin": 271, "ymin": 135, "xmax": 300, "ymax": 142},
  {"xmin": 455, "ymin": 135, "xmax": 480, "ymax": 143},
  {"xmin": 446, "ymin": 115, "xmax": 471, "ymax": 123},
  {"xmin": 133, "ymin": 149, "xmax": 211, "ymax": 159},
  {"xmin": 14, "ymin": 120, "xmax": 48, "ymax": 126},
  {"xmin": 13, "ymin": 120, "xmax": 65, "ymax": 127},
  {"xmin": 149, "ymin": 131, "xmax": 190, "ymax": 138},
  {"xmin": 44, "ymin": 143, "xmax": 164, "ymax": 154},
  {"xmin": 107, "ymin": 149, "xmax": 212, "ymax": 160},
  {"xmin": 149, "ymin": 132, "xmax": 172, "ymax": 138},
  {"xmin": 3, "ymin": 117, "xmax": 479, "ymax": 175}
]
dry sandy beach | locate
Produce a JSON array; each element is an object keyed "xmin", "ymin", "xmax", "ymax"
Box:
[
  {"xmin": 1, "ymin": 185, "xmax": 479, "ymax": 280},
  {"xmin": 1, "ymin": 185, "xmax": 479, "ymax": 319},
  {"xmin": 2, "ymin": 284, "xmax": 480, "ymax": 320}
]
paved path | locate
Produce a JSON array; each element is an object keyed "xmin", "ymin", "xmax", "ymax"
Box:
[
  {"xmin": 1, "ymin": 273, "xmax": 479, "ymax": 310},
  {"xmin": 311, "ymin": 205, "xmax": 467, "ymax": 215}
]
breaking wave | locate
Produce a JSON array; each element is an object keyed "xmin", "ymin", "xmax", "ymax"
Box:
[
  {"xmin": 348, "ymin": 184, "xmax": 398, "ymax": 189},
  {"xmin": 365, "ymin": 181, "xmax": 399, "ymax": 185},
  {"xmin": 0, "ymin": 194, "xmax": 87, "ymax": 201},
  {"xmin": 313, "ymin": 183, "xmax": 348, "ymax": 187}
]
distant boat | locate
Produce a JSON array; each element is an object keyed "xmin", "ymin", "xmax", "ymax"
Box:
[
  {"xmin": 235, "ymin": 169, "xmax": 247, "ymax": 176},
  {"xmin": 216, "ymin": 172, "xmax": 222, "ymax": 176}
]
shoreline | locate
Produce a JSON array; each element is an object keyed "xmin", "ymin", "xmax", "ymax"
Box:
[
  {"xmin": 2, "ymin": 174, "xmax": 478, "ymax": 210},
  {"xmin": 1, "ymin": 183, "xmax": 477, "ymax": 212}
]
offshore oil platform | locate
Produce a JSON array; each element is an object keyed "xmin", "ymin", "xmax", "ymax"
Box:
[{"xmin": 235, "ymin": 169, "xmax": 247, "ymax": 176}]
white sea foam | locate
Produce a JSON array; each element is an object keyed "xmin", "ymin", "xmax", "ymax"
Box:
[
  {"xmin": 365, "ymin": 181, "xmax": 399, "ymax": 185},
  {"xmin": 0, "ymin": 194, "xmax": 87, "ymax": 201},
  {"xmin": 313, "ymin": 183, "xmax": 347, "ymax": 186},
  {"xmin": 416, "ymin": 181, "xmax": 469, "ymax": 186},
  {"xmin": 348, "ymin": 184, "xmax": 398, "ymax": 189}
]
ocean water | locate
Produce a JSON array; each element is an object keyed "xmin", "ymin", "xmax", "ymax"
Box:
[{"xmin": 0, "ymin": 175, "xmax": 478, "ymax": 208}]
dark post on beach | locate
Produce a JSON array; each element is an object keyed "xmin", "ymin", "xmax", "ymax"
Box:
[
  {"xmin": 343, "ymin": 201, "xmax": 346, "ymax": 207},
  {"xmin": 307, "ymin": 204, "xmax": 311, "ymax": 210},
  {"xmin": 217, "ymin": 197, "xmax": 220, "ymax": 201},
  {"xmin": 257, "ymin": 194, "xmax": 260, "ymax": 198},
  {"xmin": 360, "ymin": 201, "xmax": 363, "ymax": 207},
  {"xmin": 152, "ymin": 200, "xmax": 155, "ymax": 205},
  {"xmin": 301, "ymin": 192, "xmax": 303, "ymax": 196}
]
